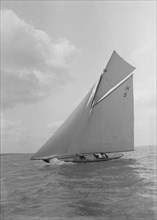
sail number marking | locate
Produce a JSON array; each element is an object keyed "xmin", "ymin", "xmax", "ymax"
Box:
[{"xmin": 123, "ymin": 86, "xmax": 130, "ymax": 97}]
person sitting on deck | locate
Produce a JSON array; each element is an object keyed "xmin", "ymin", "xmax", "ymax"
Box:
[
  {"xmin": 100, "ymin": 153, "xmax": 109, "ymax": 158},
  {"xmin": 93, "ymin": 153, "xmax": 98, "ymax": 159},
  {"xmin": 79, "ymin": 155, "xmax": 86, "ymax": 160},
  {"xmin": 104, "ymin": 153, "xmax": 108, "ymax": 158},
  {"xmin": 94, "ymin": 153, "xmax": 102, "ymax": 159}
]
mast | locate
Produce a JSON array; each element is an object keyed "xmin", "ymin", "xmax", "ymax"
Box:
[{"xmin": 91, "ymin": 73, "xmax": 103, "ymax": 108}]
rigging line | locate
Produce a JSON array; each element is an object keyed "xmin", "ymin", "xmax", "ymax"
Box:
[
  {"xmin": 85, "ymin": 84, "xmax": 95, "ymax": 108},
  {"xmin": 91, "ymin": 73, "xmax": 103, "ymax": 108},
  {"xmin": 88, "ymin": 71, "xmax": 107, "ymax": 118},
  {"xmin": 93, "ymin": 72, "xmax": 134, "ymax": 108}
]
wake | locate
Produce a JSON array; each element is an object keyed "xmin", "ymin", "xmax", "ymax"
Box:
[{"xmin": 50, "ymin": 158, "xmax": 73, "ymax": 166}]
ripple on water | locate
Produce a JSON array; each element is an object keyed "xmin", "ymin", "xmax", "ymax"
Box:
[{"xmin": 1, "ymin": 146, "xmax": 156, "ymax": 219}]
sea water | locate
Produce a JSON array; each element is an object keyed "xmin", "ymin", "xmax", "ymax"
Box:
[{"xmin": 1, "ymin": 145, "xmax": 156, "ymax": 220}]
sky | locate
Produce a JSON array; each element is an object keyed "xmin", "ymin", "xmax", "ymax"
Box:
[{"xmin": 1, "ymin": 1, "xmax": 156, "ymax": 153}]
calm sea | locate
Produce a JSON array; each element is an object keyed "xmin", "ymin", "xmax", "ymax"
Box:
[{"xmin": 1, "ymin": 145, "xmax": 156, "ymax": 220}]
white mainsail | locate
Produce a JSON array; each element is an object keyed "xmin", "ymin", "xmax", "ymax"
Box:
[
  {"xmin": 93, "ymin": 51, "xmax": 135, "ymax": 104},
  {"xmin": 31, "ymin": 51, "xmax": 135, "ymax": 160},
  {"xmin": 74, "ymin": 76, "xmax": 134, "ymax": 154}
]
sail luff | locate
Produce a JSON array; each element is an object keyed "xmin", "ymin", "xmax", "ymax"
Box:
[
  {"xmin": 91, "ymin": 73, "xmax": 103, "ymax": 108},
  {"xmin": 90, "ymin": 51, "xmax": 116, "ymax": 108},
  {"xmin": 103, "ymin": 50, "xmax": 116, "ymax": 72}
]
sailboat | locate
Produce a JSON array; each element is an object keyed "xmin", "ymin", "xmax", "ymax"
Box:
[{"xmin": 31, "ymin": 51, "xmax": 136, "ymax": 163}]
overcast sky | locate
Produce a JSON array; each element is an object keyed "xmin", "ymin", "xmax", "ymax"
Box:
[{"xmin": 1, "ymin": 1, "xmax": 156, "ymax": 153}]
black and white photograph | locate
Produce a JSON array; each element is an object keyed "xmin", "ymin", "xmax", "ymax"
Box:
[{"xmin": 1, "ymin": 1, "xmax": 156, "ymax": 220}]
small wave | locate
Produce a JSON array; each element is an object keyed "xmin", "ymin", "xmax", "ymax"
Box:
[
  {"xmin": 35, "ymin": 188, "xmax": 44, "ymax": 193},
  {"xmin": 50, "ymin": 158, "xmax": 73, "ymax": 166},
  {"xmin": 8, "ymin": 216, "xmax": 74, "ymax": 220}
]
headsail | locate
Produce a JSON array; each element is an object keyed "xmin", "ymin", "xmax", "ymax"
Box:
[
  {"xmin": 31, "ymin": 51, "xmax": 135, "ymax": 160},
  {"xmin": 31, "ymin": 87, "xmax": 94, "ymax": 160}
]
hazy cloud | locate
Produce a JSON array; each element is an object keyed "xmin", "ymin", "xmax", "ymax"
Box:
[
  {"xmin": 1, "ymin": 9, "xmax": 78, "ymax": 110},
  {"xmin": 1, "ymin": 118, "xmax": 25, "ymax": 143},
  {"xmin": 1, "ymin": 118, "xmax": 25, "ymax": 153},
  {"xmin": 1, "ymin": 117, "xmax": 46, "ymax": 153},
  {"xmin": 48, "ymin": 121, "xmax": 63, "ymax": 134}
]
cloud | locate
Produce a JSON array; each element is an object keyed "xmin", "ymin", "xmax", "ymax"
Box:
[
  {"xmin": 1, "ymin": 117, "xmax": 45, "ymax": 153},
  {"xmin": 1, "ymin": 9, "xmax": 79, "ymax": 110},
  {"xmin": 1, "ymin": 118, "xmax": 23, "ymax": 137},
  {"xmin": 1, "ymin": 118, "xmax": 25, "ymax": 152},
  {"xmin": 1, "ymin": 117, "xmax": 65, "ymax": 153}
]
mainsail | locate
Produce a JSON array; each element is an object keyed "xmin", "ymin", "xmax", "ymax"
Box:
[
  {"xmin": 31, "ymin": 51, "xmax": 135, "ymax": 160},
  {"xmin": 93, "ymin": 51, "xmax": 135, "ymax": 104}
]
